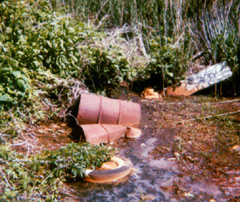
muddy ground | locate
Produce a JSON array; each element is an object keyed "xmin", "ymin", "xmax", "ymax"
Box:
[{"xmin": 25, "ymin": 94, "xmax": 240, "ymax": 201}]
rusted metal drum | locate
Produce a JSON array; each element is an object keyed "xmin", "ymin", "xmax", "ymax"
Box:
[
  {"xmin": 77, "ymin": 93, "xmax": 141, "ymax": 125},
  {"xmin": 80, "ymin": 124, "xmax": 127, "ymax": 145}
]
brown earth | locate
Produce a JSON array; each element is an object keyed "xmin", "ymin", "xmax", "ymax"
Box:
[{"xmin": 138, "ymin": 95, "xmax": 240, "ymax": 201}]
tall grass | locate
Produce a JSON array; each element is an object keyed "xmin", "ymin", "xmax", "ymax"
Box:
[
  {"xmin": 55, "ymin": 0, "xmax": 238, "ymax": 55},
  {"xmin": 51, "ymin": 0, "xmax": 240, "ymax": 95}
]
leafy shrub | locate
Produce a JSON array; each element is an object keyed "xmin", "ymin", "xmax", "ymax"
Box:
[
  {"xmin": 42, "ymin": 143, "xmax": 114, "ymax": 179},
  {"xmin": 0, "ymin": 143, "xmax": 114, "ymax": 200},
  {"xmin": 0, "ymin": 68, "xmax": 29, "ymax": 109},
  {"xmin": 0, "ymin": 0, "xmax": 131, "ymax": 110},
  {"xmin": 146, "ymin": 37, "xmax": 188, "ymax": 90},
  {"xmin": 0, "ymin": 0, "xmax": 81, "ymax": 110},
  {"xmin": 81, "ymin": 44, "xmax": 130, "ymax": 95}
]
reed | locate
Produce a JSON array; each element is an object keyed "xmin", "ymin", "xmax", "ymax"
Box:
[{"xmin": 51, "ymin": 0, "xmax": 240, "ymax": 94}]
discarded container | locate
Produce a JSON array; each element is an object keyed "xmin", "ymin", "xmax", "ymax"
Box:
[
  {"xmin": 166, "ymin": 61, "xmax": 233, "ymax": 96},
  {"xmin": 80, "ymin": 124, "xmax": 127, "ymax": 145},
  {"xmin": 141, "ymin": 88, "xmax": 163, "ymax": 100},
  {"xmin": 126, "ymin": 127, "xmax": 142, "ymax": 138},
  {"xmin": 84, "ymin": 156, "xmax": 132, "ymax": 183},
  {"xmin": 77, "ymin": 93, "xmax": 141, "ymax": 125}
]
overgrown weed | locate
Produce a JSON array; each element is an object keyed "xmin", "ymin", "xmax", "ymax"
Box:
[{"xmin": 0, "ymin": 143, "xmax": 114, "ymax": 201}]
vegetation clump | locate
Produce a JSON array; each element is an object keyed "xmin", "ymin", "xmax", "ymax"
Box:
[
  {"xmin": 0, "ymin": 0, "xmax": 131, "ymax": 112},
  {"xmin": 0, "ymin": 143, "xmax": 114, "ymax": 201},
  {"xmin": 61, "ymin": 0, "xmax": 240, "ymax": 94},
  {"xmin": 146, "ymin": 37, "xmax": 189, "ymax": 90},
  {"xmin": 0, "ymin": 1, "xmax": 125, "ymax": 199}
]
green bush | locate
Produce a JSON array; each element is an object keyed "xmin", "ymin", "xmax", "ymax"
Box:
[
  {"xmin": 0, "ymin": 0, "xmax": 81, "ymax": 110},
  {"xmin": 146, "ymin": 37, "xmax": 188, "ymax": 90},
  {"xmin": 211, "ymin": 33, "xmax": 239, "ymax": 73},
  {"xmin": 0, "ymin": 0, "xmax": 131, "ymax": 110},
  {"xmin": 81, "ymin": 44, "xmax": 130, "ymax": 95},
  {"xmin": 0, "ymin": 143, "xmax": 114, "ymax": 201}
]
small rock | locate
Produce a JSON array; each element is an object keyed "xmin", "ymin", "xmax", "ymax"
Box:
[
  {"xmin": 187, "ymin": 155, "xmax": 198, "ymax": 162},
  {"xmin": 174, "ymin": 152, "xmax": 180, "ymax": 158},
  {"xmin": 188, "ymin": 141, "xmax": 192, "ymax": 145},
  {"xmin": 183, "ymin": 192, "xmax": 194, "ymax": 197}
]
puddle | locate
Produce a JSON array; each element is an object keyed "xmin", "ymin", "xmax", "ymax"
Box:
[{"xmin": 149, "ymin": 158, "xmax": 178, "ymax": 171}]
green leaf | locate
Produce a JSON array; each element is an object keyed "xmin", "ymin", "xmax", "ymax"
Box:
[
  {"xmin": 11, "ymin": 71, "xmax": 22, "ymax": 79},
  {"xmin": 166, "ymin": 71, "xmax": 174, "ymax": 77},
  {"xmin": 16, "ymin": 79, "xmax": 26, "ymax": 90},
  {"xmin": 46, "ymin": 41, "xmax": 52, "ymax": 48},
  {"xmin": 71, "ymin": 168, "xmax": 78, "ymax": 177},
  {"xmin": 17, "ymin": 51, "xmax": 24, "ymax": 56},
  {"xmin": 33, "ymin": 61, "xmax": 40, "ymax": 67},
  {"xmin": 0, "ymin": 94, "xmax": 13, "ymax": 102}
]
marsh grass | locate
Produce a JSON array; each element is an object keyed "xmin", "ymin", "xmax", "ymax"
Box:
[{"xmin": 55, "ymin": 0, "xmax": 240, "ymax": 93}]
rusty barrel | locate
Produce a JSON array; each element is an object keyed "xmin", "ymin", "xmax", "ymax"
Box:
[
  {"xmin": 77, "ymin": 93, "xmax": 141, "ymax": 125},
  {"xmin": 80, "ymin": 124, "xmax": 127, "ymax": 145}
]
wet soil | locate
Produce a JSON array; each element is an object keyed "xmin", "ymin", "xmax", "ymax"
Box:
[
  {"xmin": 61, "ymin": 95, "xmax": 240, "ymax": 202},
  {"xmin": 19, "ymin": 95, "xmax": 240, "ymax": 201}
]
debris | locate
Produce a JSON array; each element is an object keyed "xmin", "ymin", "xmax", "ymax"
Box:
[
  {"xmin": 173, "ymin": 110, "xmax": 240, "ymax": 124},
  {"xmin": 130, "ymin": 167, "xmax": 139, "ymax": 178},
  {"xmin": 73, "ymin": 93, "xmax": 142, "ymax": 145},
  {"xmin": 100, "ymin": 161, "xmax": 118, "ymax": 170},
  {"xmin": 140, "ymin": 194, "xmax": 155, "ymax": 201},
  {"xmin": 84, "ymin": 156, "xmax": 132, "ymax": 183},
  {"xmin": 141, "ymin": 88, "xmax": 163, "ymax": 100},
  {"xmin": 80, "ymin": 124, "xmax": 127, "ymax": 145},
  {"xmin": 126, "ymin": 127, "xmax": 141, "ymax": 138},
  {"xmin": 166, "ymin": 61, "xmax": 232, "ymax": 96},
  {"xmin": 183, "ymin": 192, "xmax": 194, "ymax": 197},
  {"xmin": 77, "ymin": 93, "xmax": 141, "ymax": 125},
  {"xmin": 231, "ymin": 145, "xmax": 240, "ymax": 153},
  {"xmin": 174, "ymin": 152, "xmax": 180, "ymax": 158},
  {"xmin": 225, "ymin": 170, "xmax": 240, "ymax": 176}
]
